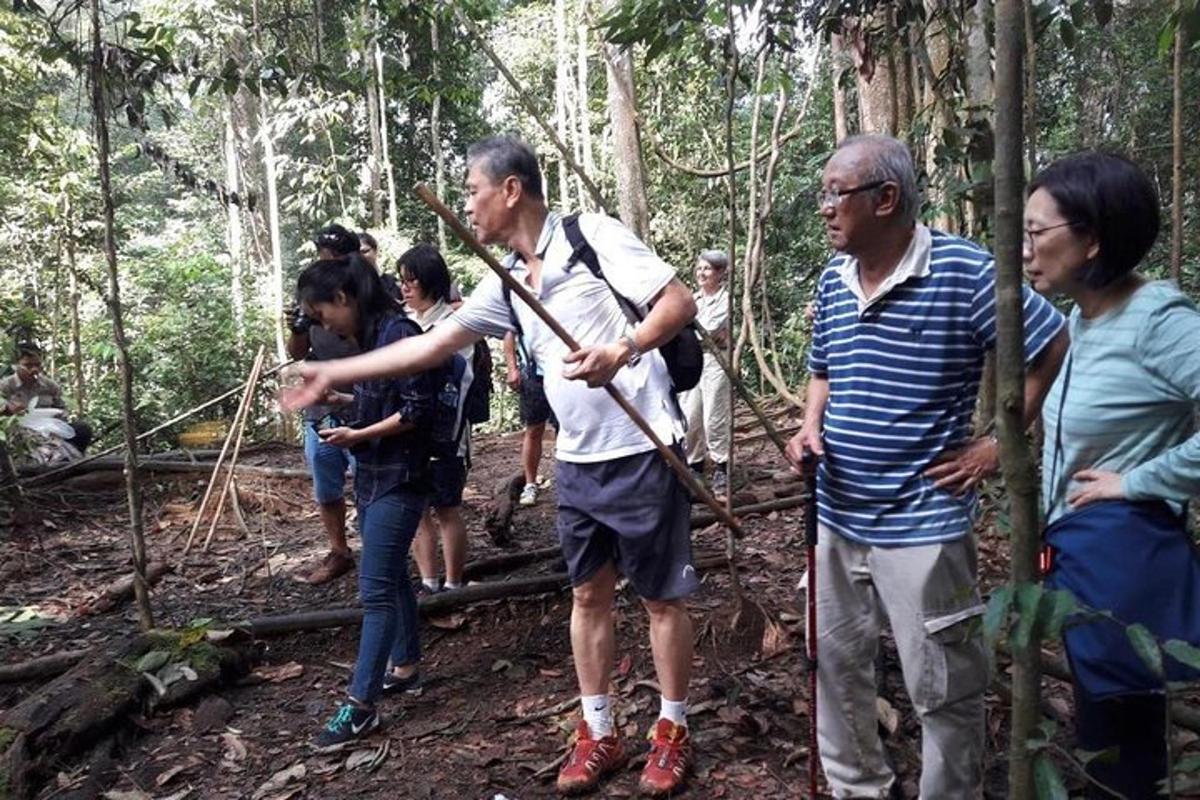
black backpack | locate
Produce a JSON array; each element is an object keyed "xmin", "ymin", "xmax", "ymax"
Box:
[
  {"xmin": 501, "ymin": 213, "xmax": 703, "ymax": 393},
  {"xmin": 461, "ymin": 339, "xmax": 492, "ymax": 425}
]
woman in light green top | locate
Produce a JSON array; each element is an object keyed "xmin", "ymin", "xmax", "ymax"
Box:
[{"xmin": 1026, "ymin": 151, "xmax": 1200, "ymax": 799}]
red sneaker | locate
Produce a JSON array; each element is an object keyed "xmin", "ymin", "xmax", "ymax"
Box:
[
  {"xmin": 556, "ymin": 721, "xmax": 627, "ymax": 795},
  {"xmin": 638, "ymin": 719, "xmax": 691, "ymax": 797}
]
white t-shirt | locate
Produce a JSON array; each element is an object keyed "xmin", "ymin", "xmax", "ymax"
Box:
[
  {"xmin": 454, "ymin": 211, "xmax": 684, "ymax": 463},
  {"xmin": 694, "ymin": 286, "xmax": 729, "ymax": 333}
]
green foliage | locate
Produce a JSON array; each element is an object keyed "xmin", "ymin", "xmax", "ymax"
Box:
[{"xmin": 1032, "ymin": 753, "xmax": 1070, "ymax": 800}]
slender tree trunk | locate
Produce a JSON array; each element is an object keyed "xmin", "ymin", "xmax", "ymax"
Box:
[
  {"xmin": 996, "ymin": 1, "xmax": 1040, "ymax": 797},
  {"xmin": 1171, "ymin": 0, "xmax": 1184, "ymax": 284},
  {"xmin": 225, "ymin": 108, "xmax": 246, "ymax": 346},
  {"xmin": 363, "ymin": 4, "xmax": 383, "ymax": 228},
  {"xmin": 67, "ymin": 236, "xmax": 85, "ymax": 417},
  {"xmin": 577, "ymin": 2, "xmax": 596, "ymax": 209},
  {"xmin": 831, "ymin": 33, "xmax": 850, "ymax": 142},
  {"xmin": 965, "ymin": 0, "xmax": 995, "ymax": 239},
  {"xmin": 721, "ymin": 0, "xmax": 741, "ymax": 604},
  {"xmin": 90, "ymin": 0, "xmax": 153, "ymax": 630},
  {"xmin": 50, "ymin": 238, "xmax": 62, "ymax": 376},
  {"xmin": 253, "ymin": 0, "xmax": 287, "ymax": 367},
  {"xmin": 554, "ymin": 0, "xmax": 574, "ymax": 211},
  {"xmin": 604, "ymin": 43, "xmax": 651, "ymax": 239},
  {"xmin": 1023, "ymin": 0, "xmax": 1038, "ymax": 177},
  {"xmin": 376, "ymin": 20, "xmax": 397, "ymax": 232},
  {"xmin": 430, "ymin": 15, "xmax": 446, "ymax": 250}
]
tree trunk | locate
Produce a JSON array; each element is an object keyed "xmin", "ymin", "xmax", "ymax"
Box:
[
  {"xmin": 603, "ymin": 39, "xmax": 652, "ymax": 241},
  {"xmin": 376, "ymin": 16, "xmax": 398, "ymax": 232},
  {"xmin": 224, "ymin": 107, "xmax": 246, "ymax": 346},
  {"xmin": 430, "ymin": 15, "xmax": 446, "ymax": 250},
  {"xmin": 1171, "ymin": 0, "xmax": 1184, "ymax": 284},
  {"xmin": 67, "ymin": 238, "xmax": 85, "ymax": 417},
  {"xmin": 90, "ymin": 0, "xmax": 153, "ymax": 631},
  {"xmin": 850, "ymin": 21, "xmax": 896, "ymax": 135},
  {"xmin": 995, "ymin": 1, "xmax": 1040, "ymax": 797},
  {"xmin": 577, "ymin": 2, "xmax": 596, "ymax": 208},
  {"xmin": 363, "ymin": 4, "xmax": 383, "ymax": 228},
  {"xmin": 1023, "ymin": 0, "xmax": 1038, "ymax": 178},
  {"xmin": 831, "ymin": 33, "xmax": 850, "ymax": 142},
  {"xmin": 965, "ymin": 0, "xmax": 995, "ymax": 239},
  {"xmin": 253, "ymin": 0, "xmax": 287, "ymax": 368},
  {"xmin": 554, "ymin": 0, "xmax": 573, "ymax": 211}
]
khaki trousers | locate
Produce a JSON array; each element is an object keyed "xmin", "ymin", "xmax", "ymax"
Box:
[
  {"xmin": 813, "ymin": 525, "xmax": 988, "ymax": 799},
  {"xmin": 681, "ymin": 354, "xmax": 730, "ymax": 465}
]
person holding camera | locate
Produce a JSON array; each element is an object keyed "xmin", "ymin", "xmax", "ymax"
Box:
[{"xmin": 286, "ymin": 225, "xmax": 364, "ymax": 584}]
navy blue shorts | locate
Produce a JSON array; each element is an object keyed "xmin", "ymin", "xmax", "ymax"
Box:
[
  {"xmin": 555, "ymin": 446, "xmax": 698, "ymax": 601},
  {"xmin": 429, "ymin": 455, "xmax": 466, "ymax": 509},
  {"xmin": 519, "ymin": 371, "xmax": 556, "ymax": 428}
]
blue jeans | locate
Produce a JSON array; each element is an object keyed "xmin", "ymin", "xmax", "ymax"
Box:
[
  {"xmin": 348, "ymin": 489, "xmax": 427, "ymax": 704},
  {"xmin": 303, "ymin": 422, "xmax": 353, "ymax": 505}
]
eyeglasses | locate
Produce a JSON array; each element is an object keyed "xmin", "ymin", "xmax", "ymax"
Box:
[
  {"xmin": 399, "ymin": 274, "xmax": 418, "ymax": 285},
  {"xmin": 816, "ymin": 181, "xmax": 887, "ymax": 209},
  {"xmin": 1023, "ymin": 221, "xmax": 1077, "ymax": 249}
]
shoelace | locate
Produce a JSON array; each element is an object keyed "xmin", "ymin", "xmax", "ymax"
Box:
[{"xmin": 326, "ymin": 704, "xmax": 355, "ymax": 733}]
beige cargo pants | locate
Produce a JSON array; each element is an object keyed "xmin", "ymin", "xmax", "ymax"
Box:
[
  {"xmin": 681, "ymin": 353, "xmax": 730, "ymax": 465},
  {"xmin": 813, "ymin": 525, "xmax": 988, "ymax": 799}
]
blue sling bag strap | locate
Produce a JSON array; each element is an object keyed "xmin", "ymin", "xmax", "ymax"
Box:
[{"xmin": 1042, "ymin": 353, "xmax": 1200, "ymax": 699}]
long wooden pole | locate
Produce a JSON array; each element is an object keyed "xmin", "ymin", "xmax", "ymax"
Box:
[{"xmin": 413, "ymin": 184, "xmax": 743, "ymax": 537}]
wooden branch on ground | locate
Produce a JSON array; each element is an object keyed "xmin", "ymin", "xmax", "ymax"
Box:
[
  {"xmin": 462, "ymin": 545, "xmax": 562, "ymax": 581},
  {"xmin": 689, "ymin": 495, "xmax": 807, "ymax": 530},
  {"xmin": 0, "ymin": 649, "xmax": 92, "ymax": 684},
  {"xmin": 76, "ymin": 560, "xmax": 172, "ymax": 616},
  {"xmin": 23, "ymin": 459, "xmax": 311, "ymax": 480}
]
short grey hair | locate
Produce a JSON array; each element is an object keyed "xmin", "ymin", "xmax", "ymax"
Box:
[
  {"xmin": 466, "ymin": 135, "xmax": 545, "ymax": 201},
  {"xmin": 836, "ymin": 134, "xmax": 920, "ymax": 225},
  {"xmin": 697, "ymin": 250, "xmax": 728, "ymax": 271}
]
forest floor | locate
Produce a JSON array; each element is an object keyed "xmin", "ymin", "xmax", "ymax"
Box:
[{"xmin": 2, "ymin": 411, "xmax": 1198, "ymax": 800}]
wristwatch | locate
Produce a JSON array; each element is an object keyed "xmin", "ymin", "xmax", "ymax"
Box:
[{"xmin": 618, "ymin": 333, "xmax": 642, "ymax": 367}]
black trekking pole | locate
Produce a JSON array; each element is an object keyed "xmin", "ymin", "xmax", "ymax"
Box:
[
  {"xmin": 802, "ymin": 447, "xmax": 820, "ymax": 798},
  {"xmin": 413, "ymin": 183, "xmax": 744, "ymax": 539}
]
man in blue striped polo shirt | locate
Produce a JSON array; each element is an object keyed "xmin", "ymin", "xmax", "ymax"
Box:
[{"xmin": 786, "ymin": 135, "xmax": 1068, "ymax": 799}]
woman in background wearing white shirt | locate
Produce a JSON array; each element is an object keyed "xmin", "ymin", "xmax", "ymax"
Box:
[{"xmin": 681, "ymin": 251, "xmax": 732, "ymax": 494}]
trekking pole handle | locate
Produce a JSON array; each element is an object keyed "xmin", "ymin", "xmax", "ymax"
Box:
[
  {"xmin": 801, "ymin": 448, "xmax": 819, "ymax": 547},
  {"xmin": 413, "ymin": 183, "xmax": 744, "ymax": 539}
]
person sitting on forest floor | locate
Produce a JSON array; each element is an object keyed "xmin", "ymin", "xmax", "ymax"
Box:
[
  {"xmin": 398, "ymin": 243, "xmax": 474, "ymax": 595},
  {"xmin": 283, "ymin": 135, "xmax": 700, "ymax": 797},
  {"xmin": 296, "ymin": 255, "xmax": 439, "ymax": 752},
  {"xmin": 786, "ymin": 134, "xmax": 1068, "ymax": 799},
  {"xmin": 286, "ymin": 224, "xmax": 363, "ymax": 584},
  {"xmin": 0, "ymin": 342, "xmax": 92, "ymax": 457}
]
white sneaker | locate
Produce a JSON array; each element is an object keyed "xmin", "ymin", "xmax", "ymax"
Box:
[{"xmin": 518, "ymin": 483, "xmax": 539, "ymax": 506}]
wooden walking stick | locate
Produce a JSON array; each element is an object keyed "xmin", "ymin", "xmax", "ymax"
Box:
[
  {"xmin": 413, "ymin": 183, "xmax": 744, "ymax": 538},
  {"xmin": 802, "ymin": 448, "xmax": 820, "ymax": 798},
  {"xmin": 183, "ymin": 345, "xmax": 265, "ymax": 553}
]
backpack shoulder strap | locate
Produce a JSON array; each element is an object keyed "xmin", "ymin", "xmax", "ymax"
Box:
[
  {"xmin": 501, "ymin": 272, "xmax": 532, "ymax": 366},
  {"xmin": 561, "ymin": 213, "xmax": 643, "ymax": 323}
]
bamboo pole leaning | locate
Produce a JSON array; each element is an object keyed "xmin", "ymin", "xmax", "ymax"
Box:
[
  {"xmin": 183, "ymin": 346, "xmax": 264, "ymax": 554},
  {"xmin": 413, "ymin": 184, "xmax": 744, "ymax": 539},
  {"xmin": 202, "ymin": 351, "xmax": 267, "ymax": 552}
]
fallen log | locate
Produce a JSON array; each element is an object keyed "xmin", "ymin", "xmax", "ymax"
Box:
[
  {"xmin": 0, "ymin": 630, "xmax": 257, "ymax": 800},
  {"xmin": 21, "ymin": 459, "xmax": 310, "ymax": 481},
  {"xmin": 483, "ymin": 471, "xmax": 526, "ymax": 546},
  {"xmin": 690, "ymin": 495, "xmax": 807, "ymax": 529},
  {"xmin": 0, "ymin": 648, "xmax": 92, "ymax": 684},
  {"xmin": 462, "ymin": 545, "xmax": 562, "ymax": 581},
  {"xmin": 246, "ymin": 554, "xmax": 732, "ymax": 637},
  {"xmin": 77, "ymin": 560, "xmax": 173, "ymax": 616}
]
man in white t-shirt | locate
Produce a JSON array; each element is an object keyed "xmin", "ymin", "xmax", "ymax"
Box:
[{"xmin": 284, "ymin": 136, "xmax": 699, "ymax": 797}]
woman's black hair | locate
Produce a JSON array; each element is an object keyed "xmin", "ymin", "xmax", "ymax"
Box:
[
  {"xmin": 396, "ymin": 244, "xmax": 452, "ymax": 304},
  {"xmin": 312, "ymin": 224, "xmax": 362, "ymax": 258},
  {"xmin": 1029, "ymin": 151, "xmax": 1160, "ymax": 289},
  {"xmin": 359, "ymin": 231, "xmax": 379, "ymax": 251},
  {"xmin": 296, "ymin": 254, "xmax": 400, "ymax": 345}
]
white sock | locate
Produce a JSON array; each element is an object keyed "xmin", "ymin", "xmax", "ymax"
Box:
[
  {"xmin": 422, "ymin": 577, "xmax": 440, "ymax": 591},
  {"xmin": 659, "ymin": 696, "xmax": 687, "ymax": 728},
  {"xmin": 444, "ymin": 580, "xmax": 462, "ymax": 590},
  {"xmin": 581, "ymin": 694, "xmax": 613, "ymax": 737}
]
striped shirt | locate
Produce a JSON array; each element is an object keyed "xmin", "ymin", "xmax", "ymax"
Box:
[{"xmin": 809, "ymin": 227, "xmax": 1066, "ymax": 546}]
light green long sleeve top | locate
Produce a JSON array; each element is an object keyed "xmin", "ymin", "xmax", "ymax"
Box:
[{"xmin": 1042, "ymin": 281, "xmax": 1200, "ymax": 524}]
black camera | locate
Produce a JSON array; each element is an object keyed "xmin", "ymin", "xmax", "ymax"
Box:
[{"xmin": 286, "ymin": 304, "xmax": 314, "ymax": 335}]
